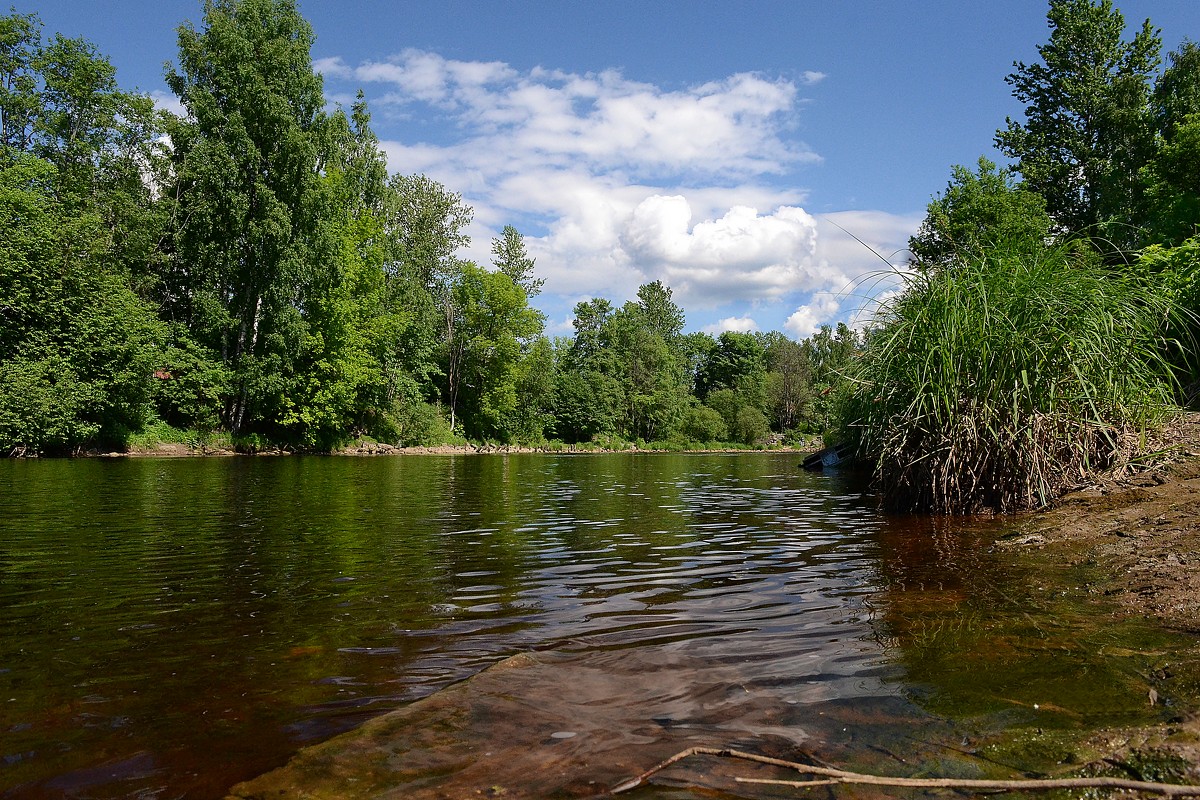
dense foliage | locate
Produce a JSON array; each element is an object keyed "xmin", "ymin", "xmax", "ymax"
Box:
[
  {"xmin": 0, "ymin": 1, "xmax": 855, "ymax": 455},
  {"xmin": 0, "ymin": 12, "xmax": 166, "ymax": 453},
  {"xmin": 995, "ymin": 0, "xmax": 1162, "ymax": 249}
]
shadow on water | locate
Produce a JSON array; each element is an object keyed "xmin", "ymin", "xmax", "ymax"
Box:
[{"xmin": 0, "ymin": 455, "xmax": 1197, "ymax": 798}]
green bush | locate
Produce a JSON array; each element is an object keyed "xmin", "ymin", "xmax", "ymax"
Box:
[
  {"xmin": 841, "ymin": 241, "xmax": 1180, "ymax": 513},
  {"xmin": 0, "ymin": 356, "xmax": 99, "ymax": 454},
  {"xmin": 704, "ymin": 388, "xmax": 739, "ymax": 431},
  {"xmin": 1137, "ymin": 237, "xmax": 1200, "ymax": 397},
  {"xmin": 732, "ymin": 406, "xmax": 770, "ymax": 445},
  {"xmin": 126, "ymin": 420, "xmax": 204, "ymax": 449},
  {"xmin": 151, "ymin": 334, "xmax": 229, "ymax": 430},
  {"xmin": 680, "ymin": 404, "xmax": 728, "ymax": 443},
  {"xmin": 232, "ymin": 432, "xmax": 269, "ymax": 454}
]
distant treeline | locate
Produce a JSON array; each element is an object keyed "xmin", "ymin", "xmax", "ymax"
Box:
[{"xmin": 0, "ymin": 1, "xmax": 857, "ymax": 455}]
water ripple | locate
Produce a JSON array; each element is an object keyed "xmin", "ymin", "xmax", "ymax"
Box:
[{"xmin": 0, "ymin": 453, "xmax": 895, "ymax": 798}]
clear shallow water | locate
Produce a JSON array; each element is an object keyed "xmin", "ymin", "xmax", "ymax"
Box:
[{"xmin": 0, "ymin": 454, "xmax": 1190, "ymax": 798}]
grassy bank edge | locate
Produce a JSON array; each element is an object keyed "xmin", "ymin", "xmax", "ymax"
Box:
[{"xmin": 71, "ymin": 422, "xmax": 826, "ymax": 458}]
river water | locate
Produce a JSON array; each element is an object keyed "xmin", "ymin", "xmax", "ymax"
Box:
[{"xmin": 0, "ymin": 454, "xmax": 1190, "ymax": 798}]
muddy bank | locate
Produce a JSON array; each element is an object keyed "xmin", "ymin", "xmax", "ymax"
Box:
[{"xmin": 1007, "ymin": 452, "xmax": 1200, "ymax": 634}]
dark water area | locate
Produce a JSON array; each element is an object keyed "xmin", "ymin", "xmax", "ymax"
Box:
[{"xmin": 0, "ymin": 454, "xmax": 1192, "ymax": 798}]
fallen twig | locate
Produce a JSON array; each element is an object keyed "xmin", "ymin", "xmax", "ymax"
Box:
[{"xmin": 607, "ymin": 746, "xmax": 1200, "ymax": 796}]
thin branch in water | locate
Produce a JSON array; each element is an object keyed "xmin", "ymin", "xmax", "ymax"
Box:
[{"xmin": 606, "ymin": 746, "xmax": 1200, "ymax": 797}]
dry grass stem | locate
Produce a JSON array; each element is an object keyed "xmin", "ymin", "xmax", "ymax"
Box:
[{"xmin": 608, "ymin": 746, "xmax": 1200, "ymax": 797}]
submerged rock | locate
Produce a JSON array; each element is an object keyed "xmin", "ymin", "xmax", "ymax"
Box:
[{"xmin": 225, "ymin": 649, "xmax": 941, "ymax": 799}]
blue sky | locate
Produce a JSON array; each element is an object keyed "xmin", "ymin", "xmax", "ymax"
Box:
[{"xmin": 27, "ymin": 1, "xmax": 1200, "ymax": 337}]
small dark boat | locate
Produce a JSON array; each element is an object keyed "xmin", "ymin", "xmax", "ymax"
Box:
[{"xmin": 800, "ymin": 442, "xmax": 853, "ymax": 471}]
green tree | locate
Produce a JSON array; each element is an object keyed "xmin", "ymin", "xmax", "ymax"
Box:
[
  {"xmin": 550, "ymin": 367, "xmax": 621, "ymax": 443},
  {"xmin": 760, "ymin": 332, "xmax": 813, "ymax": 433},
  {"xmin": 491, "ymin": 224, "xmax": 543, "ymax": 297},
  {"xmin": 703, "ymin": 388, "xmax": 739, "ymax": 438},
  {"xmin": 995, "ymin": 0, "xmax": 1161, "ymax": 244},
  {"xmin": 691, "ymin": 329, "xmax": 770, "ymax": 443},
  {"xmin": 679, "ymin": 331, "xmax": 716, "ymax": 395},
  {"xmin": 564, "ymin": 297, "xmax": 614, "ymax": 372},
  {"xmin": 508, "ymin": 335, "xmax": 556, "ymax": 443},
  {"xmin": 271, "ymin": 164, "xmax": 383, "ymax": 449},
  {"xmin": 267, "ymin": 96, "xmax": 449, "ymax": 449},
  {"xmin": 1142, "ymin": 42, "xmax": 1200, "ymax": 247},
  {"xmin": 0, "ymin": 14, "xmax": 166, "ymax": 453},
  {"xmin": 695, "ymin": 331, "xmax": 766, "ymax": 401},
  {"xmin": 383, "ymin": 173, "xmax": 472, "ymax": 288},
  {"xmin": 605, "ymin": 283, "xmax": 691, "ymax": 441},
  {"xmin": 806, "ymin": 323, "xmax": 859, "ymax": 386},
  {"xmin": 909, "ymin": 157, "xmax": 1053, "ymax": 270},
  {"xmin": 0, "ymin": 11, "xmax": 40, "ymax": 154},
  {"xmin": 335, "ymin": 91, "xmax": 389, "ymax": 213},
  {"xmin": 33, "ymin": 31, "xmax": 167, "ymax": 291},
  {"xmin": 1142, "ymin": 114, "xmax": 1200, "ymax": 246},
  {"xmin": 632, "ymin": 279, "xmax": 685, "ymax": 340},
  {"xmin": 0, "ymin": 153, "xmax": 162, "ymax": 453},
  {"xmin": 382, "ymin": 174, "xmax": 473, "ymax": 430},
  {"xmin": 35, "ymin": 33, "xmax": 125, "ymax": 196},
  {"xmin": 164, "ymin": 0, "xmax": 328, "ymax": 435},
  {"xmin": 451, "ymin": 263, "xmax": 544, "ymax": 441},
  {"xmin": 700, "ymin": 387, "xmax": 769, "ymax": 445},
  {"xmin": 1152, "ymin": 40, "xmax": 1200, "ymax": 139},
  {"xmin": 325, "ymin": 101, "xmax": 437, "ymax": 444},
  {"xmin": 551, "ymin": 297, "xmax": 625, "ymax": 443},
  {"xmin": 803, "ymin": 323, "xmax": 860, "ymax": 433},
  {"xmin": 0, "ymin": 11, "xmax": 168, "ymax": 281}
]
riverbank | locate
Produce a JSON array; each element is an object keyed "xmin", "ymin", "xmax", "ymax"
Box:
[
  {"xmin": 1008, "ymin": 414, "xmax": 1200, "ymax": 633},
  {"xmin": 106, "ymin": 439, "xmax": 815, "ymax": 458}
]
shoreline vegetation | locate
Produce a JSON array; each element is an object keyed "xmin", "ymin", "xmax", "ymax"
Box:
[
  {"xmin": 832, "ymin": 0, "xmax": 1200, "ymax": 515},
  {"xmin": 95, "ymin": 434, "xmax": 822, "ymax": 459},
  {"xmin": 0, "ymin": 0, "xmax": 854, "ymax": 468}
]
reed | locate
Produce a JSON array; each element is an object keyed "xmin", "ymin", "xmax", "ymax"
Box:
[{"xmin": 842, "ymin": 241, "xmax": 1180, "ymax": 513}]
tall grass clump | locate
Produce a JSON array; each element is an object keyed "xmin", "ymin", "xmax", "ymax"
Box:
[{"xmin": 842, "ymin": 241, "xmax": 1181, "ymax": 514}]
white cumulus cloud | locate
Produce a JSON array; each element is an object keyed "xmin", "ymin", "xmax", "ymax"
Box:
[
  {"xmin": 314, "ymin": 48, "xmax": 871, "ymax": 327},
  {"xmin": 358, "ymin": 52, "xmax": 813, "ymax": 176},
  {"xmin": 312, "ymin": 56, "xmax": 352, "ymax": 79},
  {"xmin": 703, "ymin": 316, "xmax": 761, "ymax": 335},
  {"xmin": 785, "ymin": 294, "xmax": 842, "ymax": 338},
  {"xmin": 620, "ymin": 196, "xmax": 833, "ymax": 307}
]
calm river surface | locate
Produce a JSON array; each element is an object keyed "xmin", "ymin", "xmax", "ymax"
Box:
[{"xmin": 0, "ymin": 454, "xmax": 1187, "ymax": 798}]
